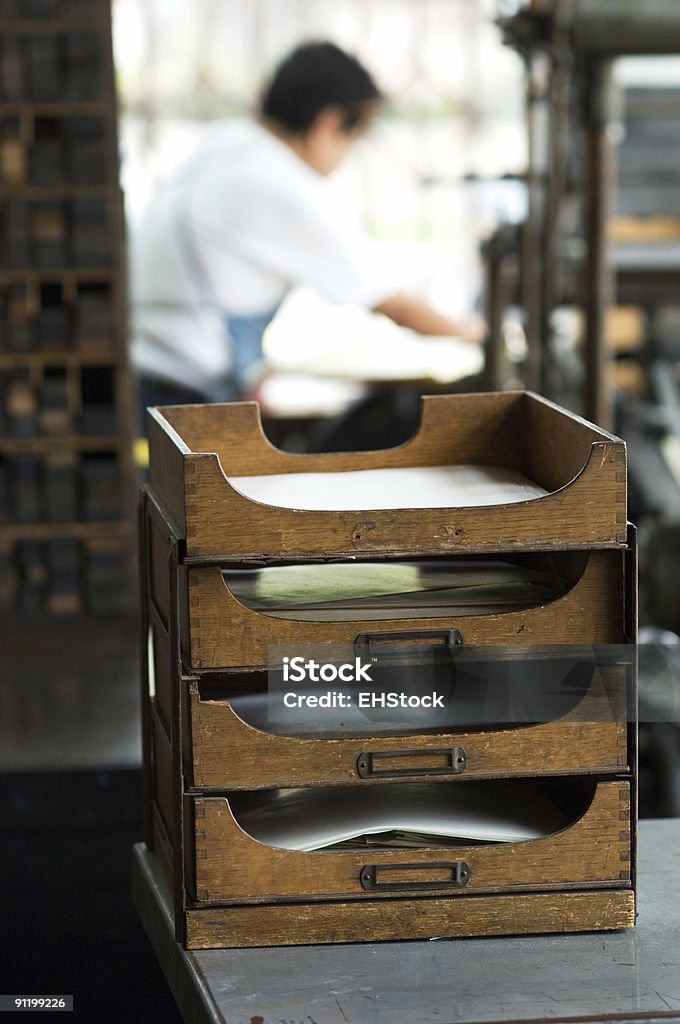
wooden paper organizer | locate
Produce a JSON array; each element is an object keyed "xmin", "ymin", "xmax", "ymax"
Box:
[
  {"xmin": 180, "ymin": 663, "xmax": 629, "ymax": 791},
  {"xmin": 147, "ymin": 391, "xmax": 628, "ymax": 560},
  {"xmin": 185, "ymin": 779, "xmax": 630, "ymax": 905},
  {"xmin": 179, "ymin": 550, "xmax": 626, "ymax": 671},
  {"xmin": 140, "ymin": 392, "xmax": 637, "ymax": 949}
]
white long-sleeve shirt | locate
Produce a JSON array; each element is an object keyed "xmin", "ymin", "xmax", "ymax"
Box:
[{"xmin": 130, "ymin": 119, "xmax": 395, "ymax": 391}]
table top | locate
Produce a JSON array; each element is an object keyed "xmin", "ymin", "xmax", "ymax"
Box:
[{"xmin": 133, "ymin": 818, "xmax": 680, "ymax": 1024}]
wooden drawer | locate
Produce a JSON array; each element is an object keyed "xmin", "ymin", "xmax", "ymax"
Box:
[
  {"xmin": 182, "ymin": 549, "xmax": 627, "ymax": 671},
  {"xmin": 185, "ymin": 663, "xmax": 630, "ymax": 789},
  {"xmin": 186, "ymin": 779, "xmax": 632, "ymax": 905},
  {"xmin": 147, "ymin": 392, "xmax": 627, "ymax": 561}
]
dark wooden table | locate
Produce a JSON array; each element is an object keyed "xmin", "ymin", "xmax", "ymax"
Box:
[{"xmin": 132, "ymin": 819, "xmax": 680, "ymax": 1024}]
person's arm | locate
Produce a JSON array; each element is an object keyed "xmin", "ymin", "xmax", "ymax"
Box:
[{"xmin": 374, "ymin": 291, "xmax": 485, "ymax": 343}]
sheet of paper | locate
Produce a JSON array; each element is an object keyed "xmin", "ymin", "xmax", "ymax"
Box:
[
  {"xmin": 263, "ymin": 286, "xmax": 485, "ymax": 384},
  {"xmin": 228, "ymin": 464, "xmax": 548, "ymax": 512},
  {"xmin": 229, "ymin": 677, "xmax": 510, "ymax": 737},
  {"xmin": 224, "ymin": 559, "xmax": 562, "ymax": 620},
  {"xmin": 229, "ymin": 782, "xmax": 569, "ymax": 851}
]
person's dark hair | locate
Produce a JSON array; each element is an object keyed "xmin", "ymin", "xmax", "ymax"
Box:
[{"xmin": 259, "ymin": 41, "xmax": 382, "ymax": 134}]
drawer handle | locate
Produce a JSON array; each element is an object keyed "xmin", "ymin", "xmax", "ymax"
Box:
[
  {"xmin": 360, "ymin": 861, "xmax": 470, "ymax": 892},
  {"xmin": 357, "ymin": 747, "xmax": 467, "ymax": 779},
  {"xmin": 354, "ymin": 629, "xmax": 464, "ymax": 661}
]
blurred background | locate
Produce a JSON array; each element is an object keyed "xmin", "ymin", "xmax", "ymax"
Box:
[{"xmin": 3, "ymin": 0, "xmax": 680, "ymax": 1019}]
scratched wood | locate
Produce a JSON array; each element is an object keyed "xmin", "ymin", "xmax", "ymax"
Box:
[
  {"xmin": 146, "ymin": 393, "xmax": 628, "ymax": 560},
  {"xmin": 181, "ymin": 888, "xmax": 635, "ymax": 949},
  {"xmin": 185, "ymin": 666, "xmax": 628, "ymax": 789},
  {"xmin": 184, "ymin": 549, "xmax": 626, "ymax": 671},
  {"xmin": 187, "ymin": 781, "xmax": 631, "ymax": 904}
]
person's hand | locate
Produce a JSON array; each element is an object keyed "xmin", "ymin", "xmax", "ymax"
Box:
[{"xmin": 456, "ymin": 313, "xmax": 487, "ymax": 345}]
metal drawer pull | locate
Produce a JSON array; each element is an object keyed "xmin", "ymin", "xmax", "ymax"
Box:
[
  {"xmin": 354, "ymin": 628, "xmax": 464, "ymax": 660},
  {"xmin": 357, "ymin": 747, "xmax": 468, "ymax": 779},
  {"xmin": 360, "ymin": 861, "xmax": 470, "ymax": 891}
]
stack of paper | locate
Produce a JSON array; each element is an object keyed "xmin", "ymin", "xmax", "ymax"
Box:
[
  {"xmin": 228, "ymin": 782, "xmax": 569, "ymax": 852},
  {"xmin": 229, "ymin": 464, "xmax": 548, "ymax": 512},
  {"xmin": 224, "ymin": 559, "xmax": 564, "ymax": 621}
]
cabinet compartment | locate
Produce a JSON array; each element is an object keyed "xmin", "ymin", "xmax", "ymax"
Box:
[
  {"xmin": 182, "ymin": 549, "xmax": 626, "ymax": 671},
  {"xmin": 183, "ymin": 661, "xmax": 629, "ymax": 789},
  {"xmin": 186, "ymin": 779, "xmax": 631, "ymax": 904}
]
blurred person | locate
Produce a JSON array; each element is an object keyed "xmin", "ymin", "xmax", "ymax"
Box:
[{"xmin": 130, "ymin": 41, "xmax": 483, "ymax": 424}]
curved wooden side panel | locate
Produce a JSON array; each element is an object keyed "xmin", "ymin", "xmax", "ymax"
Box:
[
  {"xmin": 188, "ymin": 666, "xmax": 628, "ymax": 788},
  {"xmin": 186, "ymin": 550, "xmax": 626, "ymax": 670},
  {"xmin": 154, "ymin": 392, "xmax": 616, "ymax": 480},
  {"xmin": 189, "ymin": 780, "xmax": 631, "ymax": 904},
  {"xmin": 155, "ymin": 393, "xmax": 527, "ymax": 476}
]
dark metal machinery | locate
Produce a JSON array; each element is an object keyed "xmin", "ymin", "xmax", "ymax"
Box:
[
  {"xmin": 498, "ymin": 0, "xmax": 680, "ymax": 428},
  {"xmin": 495, "ymin": 1, "xmax": 680, "ymax": 815}
]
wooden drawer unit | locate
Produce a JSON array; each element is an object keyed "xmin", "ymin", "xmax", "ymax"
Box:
[
  {"xmin": 147, "ymin": 392, "xmax": 627, "ymax": 560},
  {"xmin": 138, "ymin": 396, "xmax": 637, "ymax": 949},
  {"xmin": 181, "ymin": 549, "xmax": 627, "ymax": 672},
  {"xmin": 185, "ymin": 780, "xmax": 632, "ymax": 905},
  {"xmin": 184, "ymin": 664, "xmax": 630, "ymax": 789}
]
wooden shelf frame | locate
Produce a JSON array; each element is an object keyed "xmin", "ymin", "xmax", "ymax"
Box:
[{"xmin": 0, "ymin": 0, "xmax": 136, "ymax": 615}]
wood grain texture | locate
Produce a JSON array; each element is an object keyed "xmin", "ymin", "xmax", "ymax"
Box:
[
  {"xmin": 186, "ymin": 667, "xmax": 628, "ymax": 789},
  {"xmin": 147, "ymin": 408, "xmax": 189, "ymax": 536},
  {"xmin": 148, "ymin": 512, "xmax": 173, "ymax": 631},
  {"xmin": 151, "ymin": 803, "xmax": 176, "ymax": 896},
  {"xmin": 146, "ymin": 393, "xmax": 627, "ymax": 560},
  {"xmin": 185, "ymin": 549, "xmax": 626, "ymax": 670},
  {"xmin": 182, "ymin": 888, "xmax": 635, "ymax": 949},
  {"xmin": 151, "ymin": 709, "xmax": 174, "ymax": 837},
  {"xmin": 188, "ymin": 780, "xmax": 631, "ymax": 904}
]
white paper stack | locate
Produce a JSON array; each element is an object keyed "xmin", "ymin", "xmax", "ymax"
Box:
[
  {"xmin": 224, "ymin": 559, "xmax": 563, "ymax": 621},
  {"xmin": 229, "ymin": 463, "xmax": 548, "ymax": 512},
  {"xmin": 229, "ymin": 782, "xmax": 569, "ymax": 851}
]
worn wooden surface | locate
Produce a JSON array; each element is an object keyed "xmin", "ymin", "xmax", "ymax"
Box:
[
  {"xmin": 146, "ymin": 393, "xmax": 628, "ymax": 560},
  {"xmin": 188, "ymin": 781, "xmax": 630, "ymax": 904},
  {"xmin": 186, "ymin": 668, "xmax": 628, "ymax": 789},
  {"xmin": 185, "ymin": 549, "xmax": 626, "ymax": 670},
  {"xmin": 147, "ymin": 409, "xmax": 189, "ymax": 538},
  {"xmin": 184, "ymin": 888, "xmax": 634, "ymax": 951},
  {"xmin": 148, "ymin": 510, "xmax": 173, "ymax": 632}
]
